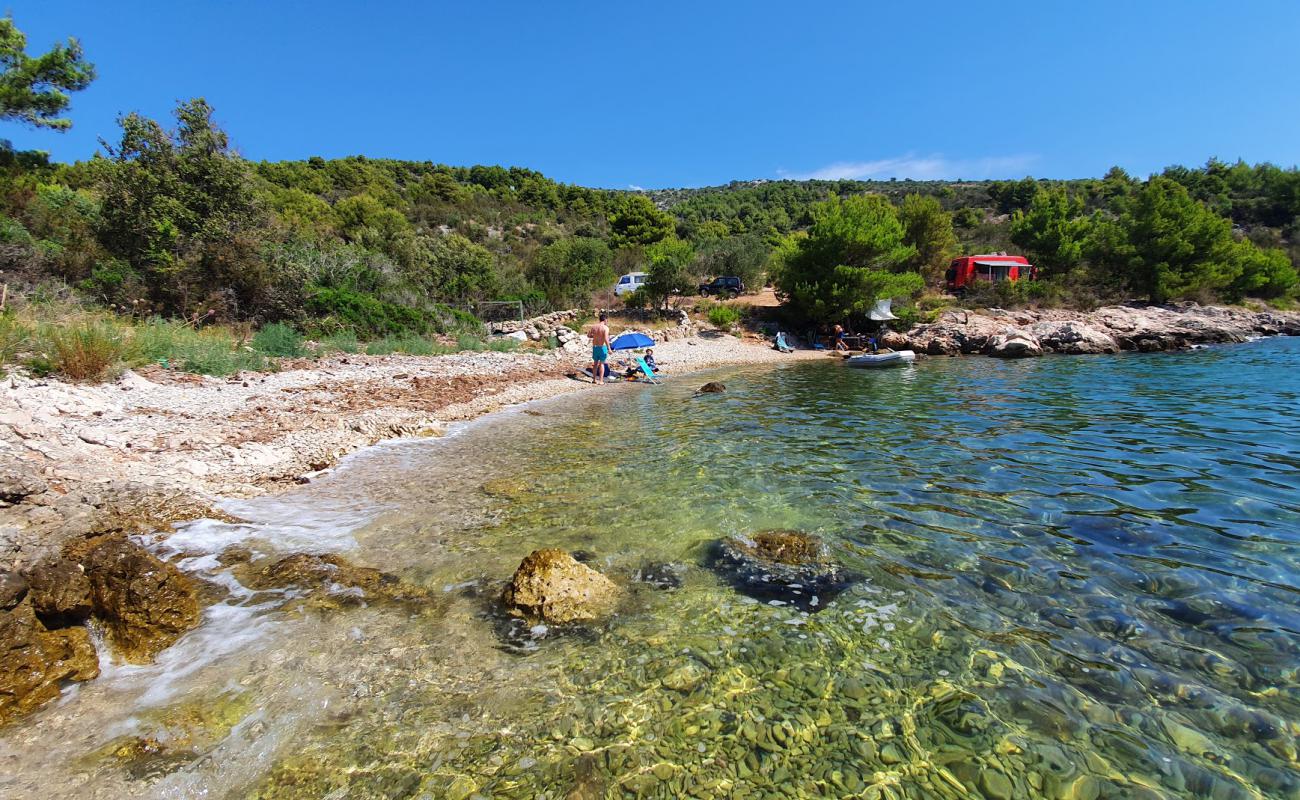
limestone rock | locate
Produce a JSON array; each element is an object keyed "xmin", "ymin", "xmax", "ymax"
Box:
[
  {"xmin": 925, "ymin": 336, "xmax": 961, "ymax": 356},
  {"xmin": 24, "ymin": 558, "xmax": 92, "ymax": 626},
  {"xmin": 0, "ymin": 570, "xmax": 28, "ymax": 610},
  {"xmin": 986, "ymin": 331, "xmax": 1043, "ymax": 358},
  {"xmin": 879, "ymin": 330, "xmax": 912, "ymax": 351},
  {"xmin": 1030, "ymin": 320, "xmax": 1119, "ymax": 354},
  {"xmin": 698, "ymin": 382, "xmax": 726, "ymax": 394},
  {"xmin": 0, "ymin": 601, "xmax": 99, "ymax": 724},
  {"xmin": 708, "ymin": 530, "xmax": 856, "ymax": 612},
  {"xmin": 78, "ymin": 535, "xmax": 201, "ymax": 664},
  {"xmin": 502, "ymin": 548, "xmax": 621, "ymax": 624}
]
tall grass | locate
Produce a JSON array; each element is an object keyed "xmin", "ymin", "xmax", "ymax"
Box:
[
  {"xmin": 0, "ymin": 298, "xmax": 499, "ymax": 382},
  {"xmin": 0, "ymin": 315, "xmax": 32, "ymax": 374},
  {"xmin": 456, "ymin": 334, "xmax": 486, "ymax": 352},
  {"xmin": 46, "ymin": 320, "xmax": 129, "ymax": 381},
  {"xmin": 364, "ymin": 335, "xmax": 449, "ymax": 356},
  {"xmin": 318, "ymin": 331, "xmax": 359, "ymax": 354},
  {"xmin": 129, "ymin": 319, "xmax": 268, "ymax": 376}
]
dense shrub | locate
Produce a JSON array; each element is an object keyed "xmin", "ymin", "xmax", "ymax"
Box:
[
  {"xmin": 251, "ymin": 322, "xmax": 304, "ymax": 357},
  {"xmin": 706, "ymin": 304, "xmax": 741, "ymax": 329},
  {"xmin": 306, "ymin": 287, "xmax": 429, "ymax": 337}
]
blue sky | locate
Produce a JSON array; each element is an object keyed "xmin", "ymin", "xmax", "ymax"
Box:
[{"xmin": 9, "ymin": 1, "xmax": 1300, "ymax": 188}]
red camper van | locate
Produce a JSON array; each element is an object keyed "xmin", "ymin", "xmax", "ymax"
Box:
[{"xmin": 945, "ymin": 253, "xmax": 1033, "ymax": 295}]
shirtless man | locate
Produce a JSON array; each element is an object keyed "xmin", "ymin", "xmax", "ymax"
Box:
[{"xmin": 590, "ymin": 312, "xmax": 612, "ymax": 385}]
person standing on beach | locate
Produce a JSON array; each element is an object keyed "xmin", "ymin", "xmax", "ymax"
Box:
[{"xmin": 590, "ymin": 312, "xmax": 612, "ymax": 385}]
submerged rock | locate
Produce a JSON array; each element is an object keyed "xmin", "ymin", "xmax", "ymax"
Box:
[
  {"xmin": 698, "ymin": 382, "xmax": 726, "ymax": 394},
  {"xmin": 246, "ymin": 553, "xmax": 434, "ymax": 608},
  {"xmin": 708, "ymin": 530, "xmax": 855, "ymax": 612},
  {"xmin": 77, "ymin": 535, "xmax": 201, "ymax": 664},
  {"xmin": 501, "ymin": 548, "xmax": 621, "ymax": 624},
  {"xmin": 632, "ymin": 561, "xmax": 688, "ymax": 590},
  {"xmin": 0, "ymin": 600, "xmax": 99, "ymax": 725}
]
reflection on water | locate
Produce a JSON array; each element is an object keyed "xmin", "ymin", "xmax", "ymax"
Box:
[{"xmin": 2, "ymin": 339, "xmax": 1299, "ymax": 799}]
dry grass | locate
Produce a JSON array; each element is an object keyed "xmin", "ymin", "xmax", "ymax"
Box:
[{"xmin": 46, "ymin": 320, "xmax": 129, "ymax": 381}]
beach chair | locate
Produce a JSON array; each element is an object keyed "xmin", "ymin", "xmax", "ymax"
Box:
[
  {"xmin": 633, "ymin": 356, "xmax": 662, "ymax": 384},
  {"xmin": 774, "ymin": 331, "xmax": 794, "ymax": 353}
]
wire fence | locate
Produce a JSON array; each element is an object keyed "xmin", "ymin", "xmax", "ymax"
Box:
[{"xmin": 474, "ymin": 300, "xmax": 525, "ymax": 324}]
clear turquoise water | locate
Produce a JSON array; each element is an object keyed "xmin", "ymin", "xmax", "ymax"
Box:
[{"xmin": 3, "ymin": 338, "xmax": 1298, "ymax": 799}]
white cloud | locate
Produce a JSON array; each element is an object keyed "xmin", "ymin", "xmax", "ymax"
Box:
[
  {"xmin": 627, "ymin": 184, "xmax": 645, "ymax": 191},
  {"xmin": 778, "ymin": 153, "xmax": 1039, "ymax": 181}
]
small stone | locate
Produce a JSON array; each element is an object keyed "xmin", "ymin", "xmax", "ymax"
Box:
[
  {"xmin": 444, "ymin": 775, "xmax": 477, "ymax": 800},
  {"xmin": 662, "ymin": 662, "xmax": 708, "ymax": 692},
  {"xmin": 880, "ymin": 743, "xmax": 904, "ymax": 764},
  {"xmin": 980, "ymin": 769, "xmax": 1014, "ymax": 800}
]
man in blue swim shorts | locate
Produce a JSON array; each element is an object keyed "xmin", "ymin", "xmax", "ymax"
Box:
[{"xmin": 589, "ymin": 311, "xmax": 612, "ymax": 385}]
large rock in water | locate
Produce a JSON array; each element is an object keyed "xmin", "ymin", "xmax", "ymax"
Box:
[
  {"xmin": 0, "ymin": 601, "xmax": 99, "ymax": 724},
  {"xmin": 76, "ymin": 536, "xmax": 201, "ymax": 664},
  {"xmin": 708, "ymin": 531, "xmax": 855, "ymax": 612},
  {"xmin": 1030, "ymin": 320, "xmax": 1119, "ymax": 354},
  {"xmin": 985, "ymin": 331, "xmax": 1043, "ymax": 358},
  {"xmin": 502, "ymin": 549, "xmax": 621, "ymax": 624}
]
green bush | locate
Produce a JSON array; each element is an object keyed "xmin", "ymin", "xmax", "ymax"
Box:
[
  {"xmin": 306, "ymin": 287, "xmax": 429, "ymax": 338},
  {"xmin": 622, "ymin": 287, "xmax": 649, "ymax": 310},
  {"xmin": 706, "ymin": 304, "xmax": 742, "ymax": 329},
  {"xmin": 488, "ymin": 337, "xmax": 519, "ymax": 352},
  {"xmin": 251, "ymin": 322, "xmax": 305, "ymax": 357}
]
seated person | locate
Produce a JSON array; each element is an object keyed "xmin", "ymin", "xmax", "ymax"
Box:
[{"xmin": 623, "ymin": 349, "xmax": 660, "ymax": 379}]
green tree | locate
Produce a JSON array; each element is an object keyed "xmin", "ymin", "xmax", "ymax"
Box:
[
  {"xmin": 608, "ymin": 194, "xmax": 674, "ymax": 249},
  {"xmin": 988, "ymin": 177, "xmax": 1039, "ymax": 214},
  {"xmin": 695, "ymin": 233, "xmax": 769, "ymax": 289},
  {"xmin": 1009, "ymin": 187, "xmax": 1090, "ymax": 275},
  {"xmin": 527, "ymin": 237, "xmax": 614, "ymax": 308},
  {"xmin": 422, "ymin": 233, "xmax": 497, "ymax": 304},
  {"xmin": 1088, "ymin": 177, "xmax": 1246, "ymax": 302},
  {"xmin": 97, "ymin": 98, "xmax": 265, "ymax": 314},
  {"xmin": 774, "ymin": 195, "xmax": 921, "ymax": 321},
  {"xmin": 1228, "ymin": 242, "xmax": 1297, "ymax": 300},
  {"xmin": 0, "ymin": 15, "xmax": 95, "ymax": 130},
  {"xmin": 898, "ymin": 193, "xmax": 957, "ymax": 282},
  {"xmin": 643, "ymin": 237, "xmax": 695, "ymax": 308}
]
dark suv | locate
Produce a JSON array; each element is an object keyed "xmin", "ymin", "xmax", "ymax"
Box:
[{"xmin": 698, "ymin": 276, "xmax": 744, "ymax": 297}]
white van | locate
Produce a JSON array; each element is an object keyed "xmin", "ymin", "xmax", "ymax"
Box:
[{"xmin": 614, "ymin": 272, "xmax": 648, "ymax": 296}]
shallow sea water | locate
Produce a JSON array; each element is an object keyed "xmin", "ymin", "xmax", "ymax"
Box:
[{"xmin": 2, "ymin": 338, "xmax": 1299, "ymax": 799}]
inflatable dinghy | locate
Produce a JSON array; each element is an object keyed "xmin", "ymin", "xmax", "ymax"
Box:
[{"xmin": 845, "ymin": 350, "xmax": 916, "ymax": 368}]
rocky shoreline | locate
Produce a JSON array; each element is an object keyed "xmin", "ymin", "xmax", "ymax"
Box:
[
  {"xmin": 0, "ymin": 332, "xmax": 813, "ymax": 571},
  {"xmin": 1, "ymin": 302, "xmax": 1296, "ymax": 727},
  {"xmin": 884, "ymin": 302, "xmax": 1300, "ymax": 358}
]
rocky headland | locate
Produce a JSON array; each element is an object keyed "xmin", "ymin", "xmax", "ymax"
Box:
[{"xmin": 884, "ymin": 302, "xmax": 1300, "ymax": 358}]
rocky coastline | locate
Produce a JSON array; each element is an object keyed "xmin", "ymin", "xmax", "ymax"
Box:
[
  {"xmin": 884, "ymin": 302, "xmax": 1300, "ymax": 358},
  {"xmin": 1, "ymin": 302, "xmax": 1297, "ymax": 727}
]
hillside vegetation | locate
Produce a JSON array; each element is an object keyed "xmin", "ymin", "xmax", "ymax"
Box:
[{"xmin": 0, "ymin": 13, "xmax": 1297, "ymax": 384}]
